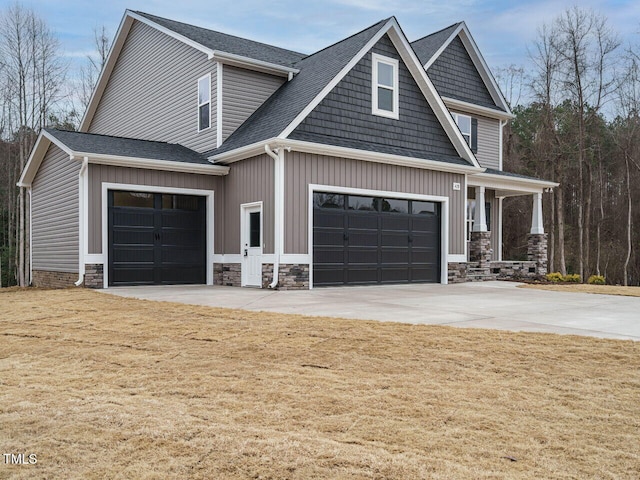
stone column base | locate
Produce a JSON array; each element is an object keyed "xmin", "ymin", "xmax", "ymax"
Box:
[
  {"xmin": 32, "ymin": 270, "xmax": 77, "ymax": 289},
  {"xmin": 84, "ymin": 264, "xmax": 104, "ymax": 288},
  {"xmin": 213, "ymin": 263, "xmax": 241, "ymax": 287},
  {"xmin": 469, "ymin": 231, "xmax": 492, "ymax": 265},
  {"xmin": 527, "ymin": 233, "xmax": 548, "ymax": 277}
]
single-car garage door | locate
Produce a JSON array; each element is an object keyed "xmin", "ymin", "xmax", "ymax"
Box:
[
  {"xmin": 108, "ymin": 190, "xmax": 206, "ymax": 286},
  {"xmin": 313, "ymin": 192, "xmax": 441, "ymax": 286}
]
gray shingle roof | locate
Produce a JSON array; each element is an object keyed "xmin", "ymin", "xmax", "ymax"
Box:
[
  {"xmin": 45, "ymin": 129, "xmax": 209, "ymax": 164},
  {"xmin": 410, "ymin": 23, "xmax": 461, "ymax": 66},
  {"xmin": 134, "ymin": 11, "xmax": 306, "ymax": 68},
  {"xmin": 207, "ymin": 19, "xmax": 390, "ymax": 157}
]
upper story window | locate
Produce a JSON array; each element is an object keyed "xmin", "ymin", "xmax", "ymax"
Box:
[
  {"xmin": 451, "ymin": 112, "xmax": 478, "ymax": 153},
  {"xmin": 198, "ymin": 74, "xmax": 211, "ymax": 131},
  {"xmin": 372, "ymin": 53, "xmax": 399, "ymax": 119}
]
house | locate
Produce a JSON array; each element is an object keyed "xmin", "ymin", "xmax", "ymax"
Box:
[{"xmin": 18, "ymin": 10, "xmax": 557, "ymax": 290}]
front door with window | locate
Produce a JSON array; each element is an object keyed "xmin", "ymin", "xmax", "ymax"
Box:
[{"xmin": 241, "ymin": 204, "xmax": 262, "ymax": 287}]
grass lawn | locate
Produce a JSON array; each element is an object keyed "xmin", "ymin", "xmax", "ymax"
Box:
[
  {"xmin": 1, "ymin": 288, "xmax": 639, "ymax": 479},
  {"xmin": 520, "ymin": 283, "xmax": 640, "ymax": 297}
]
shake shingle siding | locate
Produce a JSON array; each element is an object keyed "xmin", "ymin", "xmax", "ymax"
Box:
[
  {"xmin": 31, "ymin": 144, "xmax": 80, "ymax": 273},
  {"xmin": 427, "ymin": 36, "xmax": 498, "ymax": 110},
  {"xmin": 89, "ymin": 21, "xmax": 217, "ymax": 153},
  {"xmin": 290, "ymin": 35, "xmax": 460, "ymax": 161}
]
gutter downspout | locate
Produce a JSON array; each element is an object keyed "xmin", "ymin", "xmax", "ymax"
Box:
[
  {"xmin": 265, "ymin": 144, "xmax": 283, "ymax": 289},
  {"xmin": 75, "ymin": 157, "xmax": 89, "ymax": 286},
  {"xmin": 499, "ymin": 119, "xmax": 508, "ymax": 171}
]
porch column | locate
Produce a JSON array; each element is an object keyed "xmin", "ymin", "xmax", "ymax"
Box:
[
  {"xmin": 469, "ymin": 186, "xmax": 491, "ymax": 265},
  {"xmin": 530, "ymin": 192, "xmax": 544, "ymax": 234},
  {"xmin": 472, "ymin": 186, "xmax": 487, "ymax": 232},
  {"xmin": 527, "ymin": 192, "xmax": 548, "ymax": 277}
]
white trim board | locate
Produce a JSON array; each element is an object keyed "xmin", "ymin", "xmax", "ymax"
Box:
[
  {"xmin": 308, "ymin": 184, "xmax": 451, "ymax": 288},
  {"xmin": 100, "ymin": 182, "xmax": 215, "ymax": 288}
]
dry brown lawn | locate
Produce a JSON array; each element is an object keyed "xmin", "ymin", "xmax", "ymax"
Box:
[
  {"xmin": 1, "ymin": 288, "xmax": 639, "ymax": 479},
  {"xmin": 520, "ymin": 283, "xmax": 640, "ymax": 297}
]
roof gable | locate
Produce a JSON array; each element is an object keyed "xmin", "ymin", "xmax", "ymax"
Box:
[
  {"xmin": 410, "ymin": 23, "xmax": 511, "ymax": 116},
  {"xmin": 428, "ymin": 35, "xmax": 499, "ymax": 110},
  {"xmin": 213, "ymin": 18, "xmax": 478, "ymax": 167},
  {"xmin": 289, "ymin": 34, "xmax": 465, "ymax": 165}
]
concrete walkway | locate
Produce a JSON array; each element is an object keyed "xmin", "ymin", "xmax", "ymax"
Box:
[{"xmin": 102, "ymin": 281, "xmax": 640, "ymax": 341}]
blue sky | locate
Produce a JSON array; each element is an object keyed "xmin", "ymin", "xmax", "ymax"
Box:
[{"xmin": 10, "ymin": 0, "xmax": 640, "ymax": 78}]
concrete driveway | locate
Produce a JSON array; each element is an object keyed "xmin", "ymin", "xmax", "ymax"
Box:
[{"xmin": 103, "ymin": 281, "xmax": 640, "ymax": 341}]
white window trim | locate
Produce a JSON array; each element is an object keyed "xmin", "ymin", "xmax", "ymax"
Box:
[
  {"xmin": 197, "ymin": 73, "xmax": 211, "ymax": 132},
  {"xmin": 371, "ymin": 53, "xmax": 399, "ymax": 120},
  {"xmin": 308, "ymin": 184, "xmax": 450, "ymax": 288},
  {"xmin": 451, "ymin": 112, "xmax": 472, "ymax": 146}
]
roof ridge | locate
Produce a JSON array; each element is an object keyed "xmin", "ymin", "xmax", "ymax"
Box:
[
  {"xmin": 133, "ymin": 11, "xmax": 307, "ymax": 59},
  {"xmin": 295, "ymin": 17, "xmax": 390, "ymax": 65},
  {"xmin": 411, "ymin": 22, "xmax": 461, "ymax": 45}
]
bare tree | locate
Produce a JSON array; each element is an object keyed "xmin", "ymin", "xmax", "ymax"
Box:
[
  {"xmin": 78, "ymin": 25, "xmax": 111, "ymax": 115},
  {"xmin": 0, "ymin": 2, "xmax": 66, "ymax": 286}
]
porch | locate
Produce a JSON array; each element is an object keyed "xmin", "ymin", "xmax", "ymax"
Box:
[{"xmin": 449, "ymin": 170, "xmax": 556, "ymax": 283}]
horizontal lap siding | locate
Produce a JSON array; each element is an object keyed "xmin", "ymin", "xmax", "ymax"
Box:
[
  {"xmin": 222, "ymin": 154, "xmax": 274, "ymax": 254},
  {"xmin": 88, "ymin": 21, "xmax": 217, "ymax": 153},
  {"xmin": 87, "ymin": 165, "xmax": 224, "ymax": 254},
  {"xmin": 451, "ymin": 109, "xmax": 500, "ymax": 170},
  {"xmin": 221, "ymin": 65, "xmax": 284, "ymax": 142},
  {"xmin": 284, "ymin": 152, "xmax": 465, "ymax": 256},
  {"xmin": 31, "ymin": 145, "xmax": 80, "ymax": 272}
]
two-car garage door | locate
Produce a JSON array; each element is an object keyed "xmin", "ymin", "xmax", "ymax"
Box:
[
  {"xmin": 108, "ymin": 190, "xmax": 206, "ymax": 286},
  {"xmin": 313, "ymin": 192, "xmax": 441, "ymax": 286}
]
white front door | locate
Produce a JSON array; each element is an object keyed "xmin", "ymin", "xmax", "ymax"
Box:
[{"xmin": 241, "ymin": 203, "xmax": 263, "ymax": 287}]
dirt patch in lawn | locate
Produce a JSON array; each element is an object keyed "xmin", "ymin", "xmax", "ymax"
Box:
[
  {"xmin": 520, "ymin": 283, "xmax": 640, "ymax": 297},
  {"xmin": 1, "ymin": 288, "xmax": 639, "ymax": 479}
]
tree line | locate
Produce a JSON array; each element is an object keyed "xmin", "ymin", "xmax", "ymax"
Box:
[
  {"xmin": 0, "ymin": 4, "xmax": 638, "ymax": 286},
  {"xmin": 499, "ymin": 7, "xmax": 640, "ymax": 285}
]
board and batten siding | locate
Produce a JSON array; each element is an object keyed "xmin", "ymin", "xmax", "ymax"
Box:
[
  {"xmin": 31, "ymin": 144, "xmax": 80, "ymax": 272},
  {"xmin": 284, "ymin": 152, "xmax": 466, "ymax": 256},
  {"xmin": 451, "ymin": 109, "xmax": 501, "ymax": 170},
  {"xmin": 222, "ymin": 154, "xmax": 274, "ymax": 254},
  {"xmin": 87, "ymin": 164, "xmax": 225, "ymax": 254},
  {"xmin": 221, "ymin": 65, "xmax": 284, "ymax": 142},
  {"xmin": 88, "ymin": 20, "xmax": 217, "ymax": 153}
]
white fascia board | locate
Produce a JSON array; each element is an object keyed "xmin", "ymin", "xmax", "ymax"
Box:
[
  {"xmin": 210, "ymin": 51, "xmax": 299, "ymax": 77},
  {"xmin": 423, "ymin": 23, "xmax": 464, "ymax": 70},
  {"xmin": 211, "ymin": 137, "xmax": 482, "ymax": 174},
  {"xmin": 456, "ymin": 24, "xmax": 512, "ymax": 115},
  {"xmin": 83, "ymin": 153, "xmax": 230, "ymax": 175},
  {"xmin": 18, "ymin": 130, "xmax": 76, "ymax": 187},
  {"xmin": 443, "ymin": 97, "xmax": 515, "ymax": 120},
  {"xmin": 384, "ymin": 23, "xmax": 479, "ymax": 167},
  {"xmin": 277, "ymin": 19, "xmax": 394, "ymax": 139},
  {"xmin": 468, "ymin": 172, "xmax": 558, "ymax": 194},
  {"xmin": 79, "ymin": 14, "xmax": 134, "ymax": 131}
]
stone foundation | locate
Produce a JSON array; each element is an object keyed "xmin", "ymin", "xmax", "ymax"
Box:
[
  {"xmin": 32, "ymin": 270, "xmax": 77, "ymax": 289},
  {"xmin": 277, "ymin": 264, "xmax": 310, "ymax": 290},
  {"xmin": 84, "ymin": 264, "xmax": 104, "ymax": 289},
  {"xmin": 261, "ymin": 263, "xmax": 274, "ymax": 288},
  {"xmin": 447, "ymin": 262, "xmax": 468, "ymax": 283},
  {"xmin": 469, "ymin": 231, "xmax": 492, "ymax": 265},
  {"xmin": 527, "ymin": 233, "xmax": 548, "ymax": 277},
  {"xmin": 490, "ymin": 261, "xmax": 539, "ymax": 280},
  {"xmin": 213, "ymin": 263, "xmax": 241, "ymax": 287}
]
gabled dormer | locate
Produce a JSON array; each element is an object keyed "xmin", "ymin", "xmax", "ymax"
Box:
[
  {"xmin": 411, "ymin": 23, "xmax": 513, "ymax": 171},
  {"xmin": 81, "ymin": 11, "xmax": 303, "ymax": 153}
]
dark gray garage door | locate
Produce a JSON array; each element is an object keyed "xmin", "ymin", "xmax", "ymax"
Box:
[
  {"xmin": 313, "ymin": 193, "xmax": 441, "ymax": 286},
  {"xmin": 108, "ymin": 190, "xmax": 206, "ymax": 286}
]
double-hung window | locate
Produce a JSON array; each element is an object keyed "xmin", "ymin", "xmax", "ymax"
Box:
[
  {"xmin": 198, "ymin": 74, "xmax": 211, "ymax": 131},
  {"xmin": 372, "ymin": 53, "xmax": 399, "ymax": 119},
  {"xmin": 452, "ymin": 112, "xmax": 471, "ymax": 145},
  {"xmin": 451, "ymin": 111, "xmax": 478, "ymax": 153}
]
